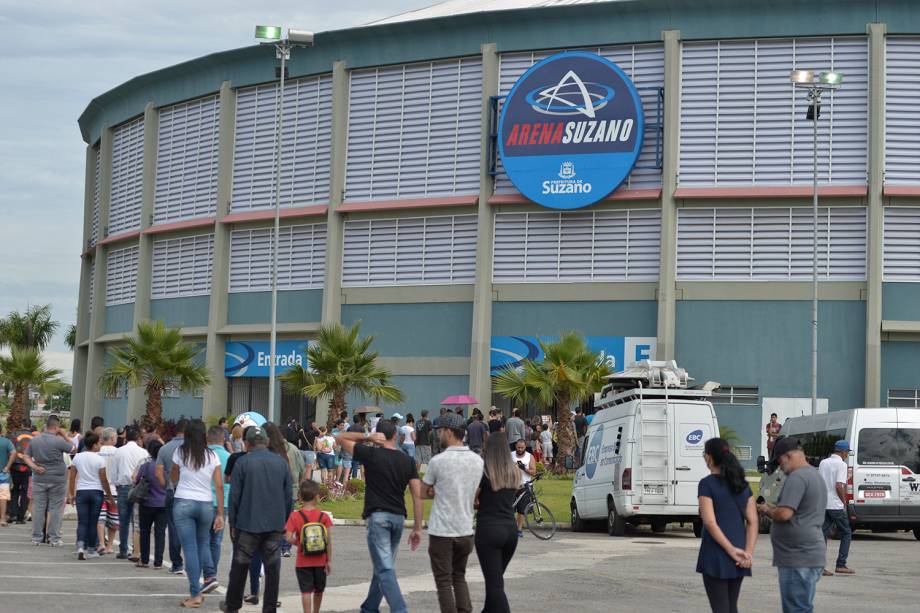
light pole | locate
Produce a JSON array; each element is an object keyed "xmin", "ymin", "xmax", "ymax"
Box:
[
  {"xmin": 255, "ymin": 26, "xmax": 314, "ymax": 424},
  {"xmin": 790, "ymin": 69, "xmax": 843, "ymax": 416}
]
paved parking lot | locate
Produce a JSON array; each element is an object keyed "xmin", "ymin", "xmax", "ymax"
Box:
[{"xmin": 0, "ymin": 520, "xmax": 917, "ymax": 612}]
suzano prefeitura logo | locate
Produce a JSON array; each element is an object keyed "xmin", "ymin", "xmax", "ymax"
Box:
[{"xmin": 499, "ymin": 51, "xmax": 644, "ymax": 210}]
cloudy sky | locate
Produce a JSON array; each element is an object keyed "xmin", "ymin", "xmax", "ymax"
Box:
[{"xmin": 0, "ymin": 0, "xmax": 436, "ymax": 381}]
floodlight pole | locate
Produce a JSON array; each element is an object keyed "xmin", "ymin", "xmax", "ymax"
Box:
[{"xmin": 810, "ymin": 86, "xmax": 820, "ymax": 418}]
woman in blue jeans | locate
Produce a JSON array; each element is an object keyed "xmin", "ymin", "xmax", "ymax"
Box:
[
  {"xmin": 169, "ymin": 420, "xmax": 225, "ymax": 608},
  {"xmin": 67, "ymin": 431, "xmax": 115, "ymax": 560}
]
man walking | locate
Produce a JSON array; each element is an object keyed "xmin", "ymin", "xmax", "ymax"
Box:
[
  {"xmin": 336, "ymin": 420, "xmax": 424, "ymax": 613},
  {"xmin": 504, "ymin": 410, "xmax": 525, "ymax": 452},
  {"xmin": 819, "ymin": 440, "xmax": 855, "ymax": 576},
  {"xmin": 221, "ymin": 426, "xmax": 292, "ymax": 613},
  {"xmin": 111, "ymin": 425, "xmax": 148, "ymax": 559},
  {"xmin": 22, "ymin": 416, "xmax": 73, "ymax": 546},
  {"xmin": 758, "ymin": 438, "xmax": 827, "ymax": 613},
  {"xmin": 156, "ymin": 417, "xmax": 187, "ymax": 574},
  {"xmin": 422, "ymin": 412, "xmax": 483, "ymax": 613},
  {"xmin": 415, "ymin": 410, "xmax": 433, "ymax": 470}
]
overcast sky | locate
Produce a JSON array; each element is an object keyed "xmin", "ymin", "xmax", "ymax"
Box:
[{"xmin": 0, "ymin": 1, "xmax": 436, "ymax": 382}]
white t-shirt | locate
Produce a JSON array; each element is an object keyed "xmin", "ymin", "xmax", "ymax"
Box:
[
  {"xmin": 540, "ymin": 430, "xmax": 553, "ymax": 450},
  {"xmin": 72, "ymin": 452, "xmax": 106, "ymax": 492},
  {"xmin": 423, "ymin": 446, "xmax": 483, "ymax": 537},
  {"xmin": 402, "ymin": 425, "xmax": 415, "ymax": 445},
  {"xmin": 172, "ymin": 448, "xmax": 221, "ymax": 502},
  {"xmin": 98, "ymin": 445, "xmax": 118, "ymax": 495},
  {"xmin": 512, "ymin": 450, "xmax": 533, "ymax": 484},
  {"xmin": 819, "ymin": 453, "xmax": 848, "ymax": 511},
  {"xmin": 316, "ymin": 435, "xmax": 335, "ymax": 455}
]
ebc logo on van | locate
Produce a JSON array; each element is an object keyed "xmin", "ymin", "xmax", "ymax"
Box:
[
  {"xmin": 686, "ymin": 429, "xmax": 704, "ymax": 445},
  {"xmin": 584, "ymin": 424, "xmax": 604, "ymax": 480}
]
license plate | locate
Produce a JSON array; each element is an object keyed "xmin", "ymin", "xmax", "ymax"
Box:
[
  {"xmin": 863, "ymin": 490, "xmax": 886, "ymax": 499},
  {"xmin": 644, "ymin": 484, "xmax": 665, "ymax": 495}
]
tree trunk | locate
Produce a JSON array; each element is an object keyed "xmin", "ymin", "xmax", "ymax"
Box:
[
  {"xmin": 6, "ymin": 384, "xmax": 26, "ymax": 431},
  {"xmin": 554, "ymin": 392, "xmax": 576, "ymax": 473},
  {"xmin": 328, "ymin": 390, "xmax": 346, "ymax": 431},
  {"xmin": 144, "ymin": 384, "xmax": 164, "ymax": 432}
]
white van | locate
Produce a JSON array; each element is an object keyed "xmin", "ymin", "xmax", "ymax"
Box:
[
  {"xmin": 757, "ymin": 408, "xmax": 920, "ymax": 539},
  {"xmin": 571, "ymin": 361, "xmax": 719, "ymax": 536}
]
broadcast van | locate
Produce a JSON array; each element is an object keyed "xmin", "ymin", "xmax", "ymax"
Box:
[
  {"xmin": 756, "ymin": 407, "xmax": 920, "ymax": 539},
  {"xmin": 571, "ymin": 361, "xmax": 719, "ymax": 536}
]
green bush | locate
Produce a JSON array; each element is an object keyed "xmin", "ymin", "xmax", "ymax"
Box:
[
  {"xmin": 347, "ymin": 479, "xmax": 366, "ymax": 495},
  {"xmin": 535, "ymin": 461, "xmax": 545, "ymax": 474}
]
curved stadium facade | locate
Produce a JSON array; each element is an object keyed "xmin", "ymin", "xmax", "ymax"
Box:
[{"xmin": 72, "ymin": 0, "xmax": 920, "ymax": 465}]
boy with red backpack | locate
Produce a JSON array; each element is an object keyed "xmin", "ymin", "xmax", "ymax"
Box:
[{"xmin": 285, "ymin": 479, "xmax": 333, "ymax": 613}]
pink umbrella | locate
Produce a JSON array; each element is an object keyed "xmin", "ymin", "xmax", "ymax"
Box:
[{"xmin": 440, "ymin": 394, "xmax": 479, "ymax": 405}]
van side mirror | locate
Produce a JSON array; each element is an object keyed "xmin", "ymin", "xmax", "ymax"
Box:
[{"xmin": 756, "ymin": 455, "xmax": 767, "ymax": 473}]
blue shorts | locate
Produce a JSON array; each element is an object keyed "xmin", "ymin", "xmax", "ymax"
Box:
[{"xmin": 317, "ymin": 454, "xmax": 336, "ymax": 470}]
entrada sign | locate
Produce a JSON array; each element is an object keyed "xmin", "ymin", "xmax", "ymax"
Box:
[
  {"xmin": 224, "ymin": 340, "xmax": 311, "ymax": 378},
  {"xmin": 498, "ymin": 51, "xmax": 644, "ymax": 209}
]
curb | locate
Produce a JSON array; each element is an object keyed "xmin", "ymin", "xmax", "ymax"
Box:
[{"xmin": 330, "ymin": 517, "xmax": 572, "ymax": 531}]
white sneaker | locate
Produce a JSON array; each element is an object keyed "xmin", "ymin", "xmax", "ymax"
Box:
[
  {"xmin": 77, "ymin": 548, "xmax": 86, "ymax": 560},
  {"xmin": 85, "ymin": 550, "xmax": 100, "ymax": 559}
]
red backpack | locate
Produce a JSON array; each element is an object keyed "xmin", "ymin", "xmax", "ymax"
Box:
[{"xmin": 12, "ymin": 431, "xmax": 33, "ymax": 473}]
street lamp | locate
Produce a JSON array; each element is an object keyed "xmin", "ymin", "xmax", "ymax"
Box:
[
  {"xmin": 255, "ymin": 25, "xmax": 315, "ymax": 424},
  {"xmin": 790, "ymin": 69, "xmax": 843, "ymax": 417}
]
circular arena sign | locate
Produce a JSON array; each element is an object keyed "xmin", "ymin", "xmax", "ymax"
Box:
[{"xmin": 498, "ymin": 51, "xmax": 645, "ymax": 210}]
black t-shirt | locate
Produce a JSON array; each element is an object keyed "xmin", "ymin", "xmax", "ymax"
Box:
[
  {"xmin": 353, "ymin": 444, "xmax": 418, "ymax": 519},
  {"xmin": 574, "ymin": 414, "xmax": 588, "ymax": 438},
  {"xmin": 488, "ymin": 418, "xmax": 503, "ymax": 434},
  {"xmin": 467, "ymin": 420, "xmax": 488, "ymax": 449},
  {"xmin": 476, "ymin": 474, "xmax": 517, "ymax": 527},
  {"xmin": 415, "ymin": 419, "xmax": 431, "ymax": 446},
  {"xmin": 224, "ymin": 451, "xmax": 246, "ymax": 478}
]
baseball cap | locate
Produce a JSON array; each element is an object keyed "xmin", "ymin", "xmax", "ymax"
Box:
[
  {"xmin": 771, "ymin": 437, "xmax": 801, "ymax": 460},
  {"xmin": 391, "ymin": 412, "xmax": 404, "ymax": 421},
  {"xmin": 436, "ymin": 412, "xmax": 466, "ymax": 431},
  {"xmin": 245, "ymin": 426, "xmax": 268, "ymax": 444},
  {"xmin": 834, "ymin": 440, "xmax": 853, "ymax": 452}
]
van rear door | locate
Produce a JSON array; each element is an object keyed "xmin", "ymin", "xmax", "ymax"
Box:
[
  {"xmin": 672, "ymin": 402, "xmax": 716, "ymax": 507},
  {"xmin": 854, "ymin": 414, "xmax": 901, "ymax": 519},
  {"xmin": 897, "ymin": 410, "xmax": 920, "ymax": 522}
]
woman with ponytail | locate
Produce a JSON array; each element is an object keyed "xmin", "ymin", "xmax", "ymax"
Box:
[{"xmin": 697, "ymin": 437, "xmax": 758, "ymax": 613}]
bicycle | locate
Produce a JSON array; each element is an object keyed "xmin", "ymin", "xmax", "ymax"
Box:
[{"xmin": 513, "ymin": 470, "xmax": 557, "ymax": 540}]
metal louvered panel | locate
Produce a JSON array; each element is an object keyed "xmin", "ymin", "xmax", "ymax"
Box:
[
  {"xmin": 154, "ymin": 95, "xmax": 220, "ymax": 223},
  {"xmin": 88, "ymin": 262, "xmax": 95, "ymax": 315},
  {"xmin": 495, "ymin": 44, "xmax": 664, "ymax": 194},
  {"xmin": 341, "ymin": 215, "xmax": 477, "ymax": 286},
  {"xmin": 231, "ymin": 75, "xmax": 333, "ymax": 212},
  {"xmin": 677, "ymin": 207, "xmax": 866, "ymax": 280},
  {"xmin": 109, "ymin": 117, "xmax": 145, "ymax": 235},
  {"xmin": 151, "ymin": 233, "xmax": 214, "ymax": 298},
  {"xmin": 228, "ymin": 223, "xmax": 327, "ymax": 292},
  {"xmin": 105, "ymin": 245, "xmax": 139, "ymax": 306},
  {"xmin": 492, "ymin": 209, "xmax": 661, "ymax": 282},
  {"xmin": 679, "ymin": 37, "xmax": 868, "ymax": 187},
  {"xmin": 885, "ymin": 38, "xmax": 920, "ymax": 185},
  {"xmin": 91, "ymin": 147, "xmax": 101, "ymax": 246},
  {"xmin": 884, "ymin": 208, "xmax": 920, "ymax": 281},
  {"xmin": 344, "ymin": 57, "xmax": 483, "ymax": 201}
]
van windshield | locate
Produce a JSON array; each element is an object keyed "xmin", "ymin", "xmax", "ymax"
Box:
[{"xmin": 857, "ymin": 428, "xmax": 920, "ymax": 472}]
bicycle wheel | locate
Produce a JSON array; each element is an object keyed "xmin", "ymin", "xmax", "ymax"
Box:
[{"xmin": 524, "ymin": 501, "xmax": 556, "ymax": 540}]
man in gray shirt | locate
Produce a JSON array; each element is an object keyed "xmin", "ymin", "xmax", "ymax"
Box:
[
  {"xmin": 155, "ymin": 418, "xmax": 187, "ymax": 573},
  {"xmin": 758, "ymin": 437, "xmax": 828, "ymax": 613},
  {"xmin": 504, "ymin": 409, "xmax": 526, "ymax": 451},
  {"xmin": 23, "ymin": 415, "xmax": 74, "ymax": 546}
]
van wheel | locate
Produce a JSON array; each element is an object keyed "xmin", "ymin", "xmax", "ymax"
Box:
[
  {"xmin": 692, "ymin": 519, "xmax": 703, "ymax": 538},
  {"xmin": 571, "ymin": 501, "xmax": 586, "ymax": 533},
  {"xmin": 758, "ymin": 516, "xmax": 772, "ymax": 535},
  {"xmin": 607, "ymin": 503, "xmax": 627, "ymax": 537},
  {"xmin": 913, "ymin": 527, "xmax": 920, "ymax": 541},
  {"xmin": 650, "ymin": 519, "xmax": 667, "ymax": 533}
]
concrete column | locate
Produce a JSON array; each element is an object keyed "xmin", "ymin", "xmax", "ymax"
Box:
[
  {"xmin": 204, "ymin": 81, "xmax": 236, "ymax": 420},
  {"xmin": 865, "ymin": 23, "xmax": 886, "ymax": 407},
  {"xmin": 656, "ymin": 30, "xmax": 681, "ymax": 361},
  {"xmin": 316, "ymin": 61, "xmax": 350, "ymax": 426},
  {"xmin": 468, "ymin": 43, "xmax": 500, "ymax": 407},
  {"xmin": 84, "ymin": 127, "xmax": 114, "ymax": 424},
  {"xmin": 127, "ymin": 102, "xmax": 159, "ymax": 422},
  {"xmin": 71, "ymin": 145, "xmax": 97, "ymax": 421}
]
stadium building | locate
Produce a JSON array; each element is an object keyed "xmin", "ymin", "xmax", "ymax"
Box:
[{"xmin": 72, "ymin": 0, "xmax": 920, "ymax": 464}]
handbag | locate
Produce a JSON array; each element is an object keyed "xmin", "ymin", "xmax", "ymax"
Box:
[{"xmin": 128, "ymin": 468, "xmax": 151, "ymax": 504}]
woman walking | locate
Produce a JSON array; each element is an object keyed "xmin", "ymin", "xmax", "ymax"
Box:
[
  {"xmin": 170, "ymin": 420, "xmax": 224, "ymax": 608},
  {"xmin": 475, "ymin": 433, "xmax": 521, "ymax": 613},
  {"xmin": 314, "ymin": 426, "xmax": 336, "ymax": 484},
  {"xmin": 136, "ymin": 440, "xmax": 168, "ymax": 569},
  {"xmin": 697, "ymin": 437, "xmax": 758, "ymax": 613},
  {"xmin": 67, "ymin": 431, "xmax": 114, "ymax": 559},
  {"xmin": 401, "ymin": 413, "xmax": 417, "ymax": 460}
]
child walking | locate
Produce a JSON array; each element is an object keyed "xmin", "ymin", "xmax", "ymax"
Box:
[{"xmin": 285, "ymin": 479, "xmax": 333, "ymax": 613}]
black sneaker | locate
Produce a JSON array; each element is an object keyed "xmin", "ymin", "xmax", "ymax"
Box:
[
  {"xmin": 243, "ymin": 595, "xmax": 259, "ymax": 605},
  {"xmin": 116, "ymin": 552, "xmax": 130, "ymax": 560},
  {"xmin": 201, "ymin": 579, "xmax": 219, "ymax": 594},
  {"xmin": 218, "ymin": 601, "xmax": 239, "ymax": 613}
]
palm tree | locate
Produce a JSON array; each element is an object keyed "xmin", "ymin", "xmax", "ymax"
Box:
[
  {"xmin": 0, "ymin": 347, "xmax": 62, "ymax": 430},
  {"xmin": 280, "ymin": 321, "xmax": 403, "ymax": 429},
  {"xmin": 65, "ymin": 324, "xmax": 77, "ymax": 351},
  {"xmin": 719, "ymin": 426, "xmax": 744, "ymax": 452},
  {"xmin": 98, "ymin": 320, "xmax": 210, "ymax": 430},
  {"xmin": 493, "ymin": 331, "xmax": 611, "ymax": 467},
  {"xmin": 0, "ymin": 304, "xmax": 59, "ymax": 351}
]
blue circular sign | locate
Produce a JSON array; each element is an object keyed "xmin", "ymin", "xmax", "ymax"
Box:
[
  {"xmin": 584, "ymin": 423, "xmax": 605, "ymax": 480},
  {"xmin": 498, "ymin": 51, "xmax": 645, "ymax": 210}
]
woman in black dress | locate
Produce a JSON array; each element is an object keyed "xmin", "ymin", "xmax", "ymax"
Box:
[
  {"xmin": 697, "ymin": 437, "xmax": 759, "ymax": 613},
  {"xmin": 475, "ymin": 432, "xmax": 521, "ymax": 613}
]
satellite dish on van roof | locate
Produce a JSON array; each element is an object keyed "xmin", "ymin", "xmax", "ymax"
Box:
[{"xmin": 604, "ymin": 360, "xmax": 691, "ymax": 390}]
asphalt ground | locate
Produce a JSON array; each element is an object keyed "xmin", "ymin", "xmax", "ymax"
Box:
[{"xmin": 0, "ymin": 519, "xmax": 917, "ymax": 612}]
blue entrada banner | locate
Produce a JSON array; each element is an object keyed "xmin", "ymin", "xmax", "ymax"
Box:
[
  {"xmin": 498, "ymin": 51, "xmax": 645, "ymax": 210},
  {"xmin": 490, "ymin": 336, "xmax": 656, "ymax": 375},
  {"xmin": 225, "ymin": 340, "xmax": 311, "ymax": 378}
]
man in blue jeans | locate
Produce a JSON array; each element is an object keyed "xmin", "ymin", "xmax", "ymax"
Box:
[
  {"xmin": 156, "ymin": 418, "xmax": 187, "ymax": 573},
  {"xmin": 758, "ymin": 437, "xmax": 828, "ymax": 613},
  {"xmin": 819, "ymin": 440, "xmax": 855, "ymax": 575},
  {"xmin": 111, "ymin": 426, "xmax": 149, "ymax": 559},
  {"xmin": 337, "ymin": 420, "xmax": 423, "ymax": 613}
]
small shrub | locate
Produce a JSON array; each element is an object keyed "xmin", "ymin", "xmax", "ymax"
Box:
[
  {"xmin": 347, "ymin": 479, "xmax": 366, "ymax": 495},
  {"xmin": 317, "ymin": 483, "xmax": 331, "ymax": 502},
  {"xmin": 535, "ymin": 461, "xmax": 545, "ymax": 474}
]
